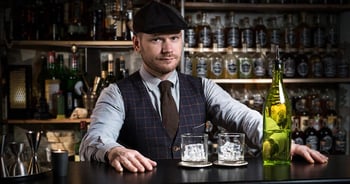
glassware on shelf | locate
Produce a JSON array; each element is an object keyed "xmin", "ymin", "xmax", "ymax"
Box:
[
  {"xmin": 9, "ymin": 142, "xmax": 27, "ymax": 176},
  {"xmin": 26, "ymin": 130, "xmax": 43, "ymax": 175}
]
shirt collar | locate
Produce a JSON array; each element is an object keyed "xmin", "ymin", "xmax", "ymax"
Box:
[{"xmin": 139, "ymin": 64, "xmax": 178, "ymax": 87}]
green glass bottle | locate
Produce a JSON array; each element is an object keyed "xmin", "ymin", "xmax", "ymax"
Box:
[{"xmin": 262, "ymin": 46, "xmax": 292, "ymax": 165}]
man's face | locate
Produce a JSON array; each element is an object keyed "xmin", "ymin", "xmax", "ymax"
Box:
[{"xmin": 133, "ymin": 31, "xmax": 183, "ymax": 78}]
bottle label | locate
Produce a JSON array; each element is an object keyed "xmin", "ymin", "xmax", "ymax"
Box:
[
  {"xmin": 253, "ymin": 57, "xmax": 266, "ymax": 77},
  {"xmin": 185, "ymin": 29, "xmax": 197, "ymax": 47},
  {"xmin": 225, "ymin": 60, "xmax": 238, "ymax": 76},
  {"xmin": 313, "ymin": 28, "xmax": 325, "ymax": 48},
  {"xmin": 294, "ymin": 137, "xmax": 304, "ymax": 145},
  {"xmin": 297, "ymin": 61, "xmax": 308, "ymax": 77},
  {"xmin": 227, "ymin": 28, "xmax": 240, "ymax": 47},
  {"xmin": 196, "ymin": 57, "xmax": 207, "ymax": 78},
  {"xmin": 312, "ymin": 62, "xmax": 323, "ymax": 77},
  {"xmin": 256, "ymin": 30, "xmax": 267, "ymax": 47},
  {"xmin": 323, "ymin": 56, "xmax": 336, "ymax": 77},
  {"xmin": 286, "ymin": 29, "xmax": 296, "ymax": 47},
  {"xmin": 320, "ymin": 135, "xmax": 333, "ymax": 153},
  {"xmin": 306, "ymin": 135, "xmax": 318, "ymax": 150},
  {"xmin": 283, "ymin": 56, "xmax": 295, "ymax": 77},
  {"xmin": 211, "ymin": 59, "xmax": 223, "ymax": 77},
  {"xmin": 239, "ymin": 58, "xmax": 252, "ymax": 78}
]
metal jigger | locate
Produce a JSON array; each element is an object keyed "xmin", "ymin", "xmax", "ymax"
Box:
[
  {"xmin": 0, "ymin": 134, "xmax": 9, "ymax": 178},
  {"xmin": 26, "ymin": 131, "xmax": 43, "ymax": 175},
  {"xmin": 9, "ymin": 142, "xmax": 27, "ymax": 176}
]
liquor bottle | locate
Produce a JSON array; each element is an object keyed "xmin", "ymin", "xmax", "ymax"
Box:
[
  {"xmin": 118, "ymin": 55, "xmax": 129, "ymax": 80},
  {"xmin": 262, "ymin": 46, "xmax": 292, "ymax": 165},
  {"xmin": 325, "ymin": 97, "xmax": 337, "ymax": 131},
  {"xmin": 75, "ymin": 120, "xmax": 88, "ymax": 162},
  {"xmin": 296, "ymin": 12, "xmax": 312, "ymax": 49},
  {"xmin": 104, "ymin": 0, "xmax": 117, "ymax": 40},
  {"xmin": 225, "ymin": 11, "xmax": 240, "ymax": 48},
  {"xmin": 292, "ymin": 117, "xmax": 305, "ymax": 145},
  {"xmin": 222, "ymin": 46, "xmax": 238, "ymax": 79},
  {"xmin": 197, "ymin": 12, "xmax": 212, "ymax": 48},
  {"xmin": 333, "ymin": 117, "xmax": 347, "ymax": 154},
  {"xmin": 45, "ymin": 51, "xmax": 60, "ymax": 116},
  {"xmin": 192, "ymin": 43, "xmax": 208, "ymax": 78},
  {"xmin": 90, "ymin": 0, "xmax": 105, "ymax": 40},
  {"xmin": 208, "ymin": 43, "xmax": 224, "ymax": 79},
  {"xmin": 185, "ymin": 15, "xmax": 197, "ymax": 48},
  {"xmin": 284, "ymin": 14, "xmax": 297, "ymax": 49},
  {"xmin": 318, "ymin": 120, "xmax": 334, "ymax": 154},
  {"xmin": 304, "ymin": 119, "xmax": 319, "ymax": 151},
  {"xmin": 326, "ymin": 14, "xmax": 338, "ymax": 48},
  {"xmin": 104, "ymin": 53, "xmax": 116, "ymax": 87},
  {"xmin": 124, "ymin": 0, "xmax": 134, "ymax": 41},
  {"xmin": 295, "ymin": 92, "xmax": 310, "ymax": 132},
  {"xmin": 252, "ymin": 44, "xmax": 267, "ymax": 78},
  {"xmin": 295, "ymin": 47, "xmax": 309, "ymax": 78},
  {"xmin": 241, "ymin": 17, "xmax": 255, "ymax": 49},
  {"xmin": 312, "ymin": 14, "xmax": 326, "ymax": 49},
  {"xmin": 184, "ymin": 51, "xmax": 194, "ymax": 75},
  {"xmin": 267, "ymin": 17, "xmax": 282, "ymax": 49},
  {"xmin": 66, "ymin": 46, "xmax": 83, "ymax": 117},
  {"xmin": 322, "ymin": 45, "xmax": 337, "ymax": 78},
  {"xmin": 114, "ymin": 0, "xmax": 123, "ymax": 40},
  {"xmin": 56, "ymin": 54, "xmax": 67, "ymax": 94},
  {"xmin": 309, "ymin": 48, "xmax": 323, "ymax": 78},
  {"xmin": 281, "ymin": 45, "xmax": 296, "ymax": 78},
  {"xmin": 212, "ymin": 16, "xmax": 225, "ymax": 48},
  {"xmin": 238, "ymin": 43, "xmax": 253, "ymax": 78},
  {"xmin": 265, "ymin": 44, "xmax": 277, "ymax": 78},
  {"xmin": 255, "ymin": 17, "xmax": 268, "ymax": 48}
]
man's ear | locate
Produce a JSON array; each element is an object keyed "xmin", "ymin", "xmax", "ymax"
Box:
[{"xmin": 133, "ymin": 36, "xmax": 140, "ymax": 52}]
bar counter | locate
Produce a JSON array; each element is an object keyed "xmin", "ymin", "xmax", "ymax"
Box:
[{"xmin": 4, "ymin": 155, "xmax": 350, "ymax": 184}]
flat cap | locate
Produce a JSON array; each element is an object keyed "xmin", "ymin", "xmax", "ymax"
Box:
[{"xmin": 133, "ymin": 1, "xmax": 188, "ymax": 34}]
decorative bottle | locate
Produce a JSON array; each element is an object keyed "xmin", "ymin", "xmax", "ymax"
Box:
[{"xmin": 263, "ymin": 46, "xmax": 292, "ymax": 165}]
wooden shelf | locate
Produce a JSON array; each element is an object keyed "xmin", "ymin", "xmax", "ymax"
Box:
[
  {"xmin": 6, "ymin": 41, "xmax": 133, "ymax": 49},
  {"xmin": 184, "ymin": 2, "xmax": 350, "ymax": 12},
  {"xmin": 212, "ymin": 78, "xmax": 350, "ymax": 84},
  {"xmin": 7, "ymin": 118, "xmax": 90, "ymax": 124}
]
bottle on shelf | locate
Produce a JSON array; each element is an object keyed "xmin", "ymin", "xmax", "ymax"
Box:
[
  {"xmin": 312, "ymin": 14, "xmax": 326, "ymax": 49},
  {"xmin": 296, "ymin": 12, "xmax": 312, "ymax": 49},
  {"xmin": 326, "ymin": 14, "xmax": 339, "ymax": 48},
  {"xmin": 262, "ymin": 46, "xmax": 292, "ymax": 165},
  {"xmin": 90, "ymin": 0, "xmax": 105, "ymax": 41},
  {"xmin": 124, "ymin": 0, "xmax": 134, "ymax": 40},
  {"xmin": 265, "ymin": 44, "xmax": 277, "ymax": 78},
  {"xmin": 192, "ymin": 43, "xmax": 209, "ymax": 78},
  {"xmin": 292, "ymin": 117, "xmax": 305, "ymax": 145},
  {"xmin": 241, "ymin": 17, "xmax": 255, "ymax": 49},
  {"xmin": 309, "ymin": 48, "xmax": 323, "ymax": 78},
  {"xmin": 252, "ymin": 44, "xmax": 267, "ymax": 78},
  {"xmin": 304, "ymin": 119, "xmax": 319, "ymax": 151},
  {"xmin": 212, "ymin": 16, "xmax": 225, "ymax": 49},
  {"xmin": 56, "ymin": 54, "xmax": 67, "ymax": 94},
  {"xmin": 118, "ymin": 55, "xmax": 129, "ymax": 80},
  {"xmin": 184, "ymin": 50, "xmax": 195, "ymax": 76},
  {"xmin": 104, "ymin": 0, "xmax": 117, "ymax": 40},
  {"xmin": 66, "ymin": 45, "xmax": 83, "ymax": 117},
  {"xmin": 283, "ymin": 14, "xmax": 297, "ymax": 49},
  {"xmin": 197, "ymin": 12, "xmax": 212, "ymax": 48},
  {"xmin": 225, "ymin": 11, "xmax": 241, "ymax": 48},
  {"xmin": 104, "ymin": 53, "xmax": 117, "ymax": 87},
  {"xmin": 318, "ymin": 120, "xmax": 334, "ymax": 154},
  {"xmin": 255, "ymin": 16, "xmax": 268, "ymax": 48},
  {"xmin": 208, "ymin": 43, "xmax": 224, "ymax": 79},
  {"xmin": 281, "ymin": 45, "xmax": 296, "ymax": 78},
  {"xmin": 295, "ymin": 47, "xmax": 309, "ymax": 78},
  {"xmin": 75, "ymin": 120, "xmax": 88, "ymax": 162},
  {"xmin": 45, "ymin": 51, "xmax": 60, "ymax": 116},
  {"xmin": 322, "ymin": 44, "xmax": 337, "ymax": 78},
  {"xmin": 238, "ymin": 43, "xmax": 253, "ymax": 79},
  {"xmin": 267, "ymin": 16, "xmax": 282, "ymax": 49},
  {"xmin": 333, "ymin": 117, "xmax": 347, "ymax": 154},
  {"xmin": 185, "ymin": 15, "xmax": 197, "ymax": 48},
  {"xmin": 222, "ymin": 46, "xmax": 238, "ymax": 79}
]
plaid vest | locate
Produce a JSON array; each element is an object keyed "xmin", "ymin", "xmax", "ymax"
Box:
[{"xmin": 117, "ymin": 72, "xmax": 207, "ymax": 159}]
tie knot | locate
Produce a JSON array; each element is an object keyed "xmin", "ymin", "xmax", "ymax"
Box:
[{"xmin": 158, "ymin": 80, "xmax": 173, "ymax": 92}]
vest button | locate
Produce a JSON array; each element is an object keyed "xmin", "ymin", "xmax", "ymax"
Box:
[{"xmin": 172, "ymin": 146, "xmax": 180, "ymax": 152}]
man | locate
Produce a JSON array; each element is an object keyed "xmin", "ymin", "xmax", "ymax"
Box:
[{"xmin": 80, "ymin": 1, "xmax": 328, "ymax": 173}]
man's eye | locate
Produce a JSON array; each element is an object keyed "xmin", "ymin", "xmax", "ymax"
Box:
[{"xmin": 152, "ymin": 38, "xmax": 162, "ymax": 42}]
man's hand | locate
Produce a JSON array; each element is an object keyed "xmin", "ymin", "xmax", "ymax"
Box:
[
  {"xmin": 291, "ymin": 143, "xmax": 328, "ymax": 164},
  {"xmin": 107, "ymin": 146, "xmax": 157, "ymax": 172}
]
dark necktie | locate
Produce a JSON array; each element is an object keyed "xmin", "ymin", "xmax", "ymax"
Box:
[{"xmin": 159, "ymin": 80, "xmax": 179, "ymax": 139}]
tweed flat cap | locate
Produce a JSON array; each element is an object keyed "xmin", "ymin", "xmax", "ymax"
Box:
[{"xmin": 133, "ymin": 1, "xmax": 188, "ymax": 34}]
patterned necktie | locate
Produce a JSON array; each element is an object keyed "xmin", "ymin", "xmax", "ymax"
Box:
[{"xmin": 159, "ymin": 80, "xmax": 179, "ymax": 139}]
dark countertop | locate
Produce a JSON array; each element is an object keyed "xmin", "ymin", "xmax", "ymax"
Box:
[{"xmin": 3, "ymin": 155, "xmax": 350, "ymax": 184}]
